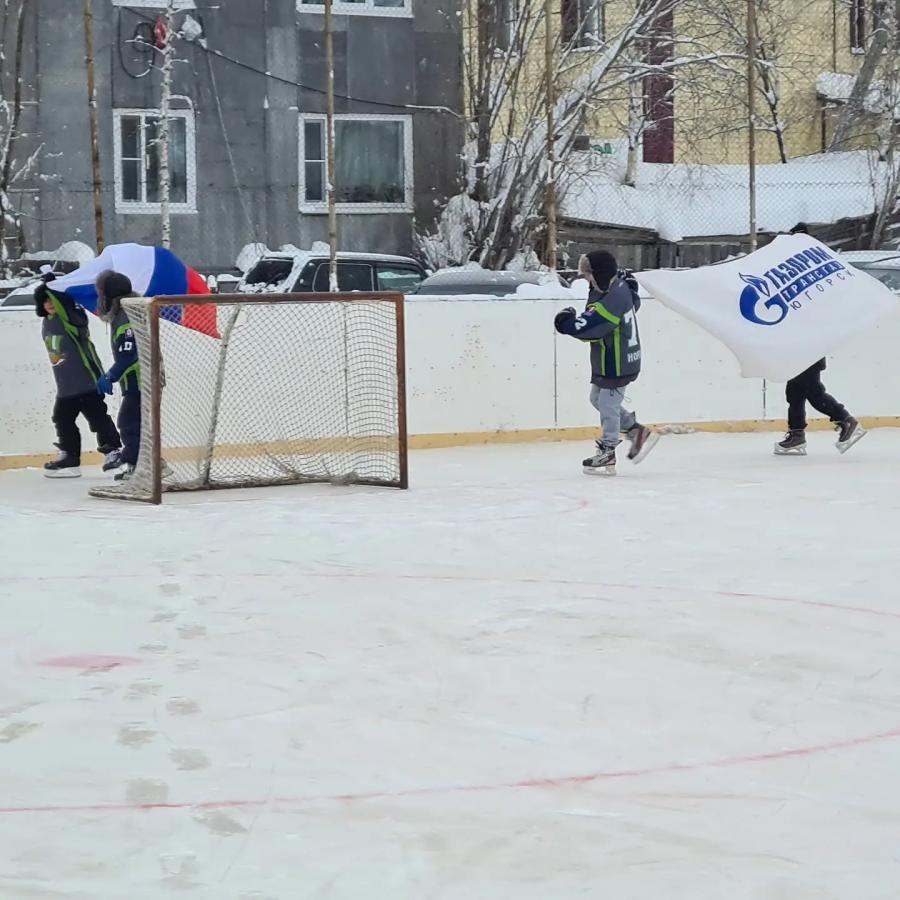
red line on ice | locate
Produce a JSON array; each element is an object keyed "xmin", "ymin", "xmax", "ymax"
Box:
[
  {"xmin": 1, "ymin": 570, "xmax": 898, "ymax": 621},
  {"xmin": 1, "ymin": 725, "xmax": 899, "ymax": 818}
]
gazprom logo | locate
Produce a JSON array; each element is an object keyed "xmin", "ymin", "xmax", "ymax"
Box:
[{"xmin": 739, "ymin": 246, "xmax": 852, "ymax": 326}]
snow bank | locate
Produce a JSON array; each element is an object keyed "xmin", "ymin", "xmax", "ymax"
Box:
[
  {"xmin": 513, "ymin": 278, "xmax": 589, "ymax": 300},
  {"xmin": 25, "ymin": 241, "xmax": 95, "ymax": 265}
]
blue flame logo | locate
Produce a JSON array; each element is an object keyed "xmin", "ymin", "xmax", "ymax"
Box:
[{"xmin": 739, "ymin": 272, "xmax": 789, "ymax": 326}]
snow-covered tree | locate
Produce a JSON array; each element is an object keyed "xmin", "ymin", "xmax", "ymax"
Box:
[
  {"xmin": 418, "ymin": 0, "xmax": 725, "ymax": 270},
  {"xmin": 677, "ymin": 0, "xmax": 827, "ymax": 166},
  {"xmin": 827, "ymin": 1, "xmax": 900, "ymax": 246},
  {"xmin": 0, "ymin": 0, "xmax": 39, "ymax": 271}
]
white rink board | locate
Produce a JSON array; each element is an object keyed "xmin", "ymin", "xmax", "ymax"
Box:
[
  {"xmin": 3, "ymin": 295, "xmax": 900, "ymax": 456},
  {"xmin": 405, "ymin": 299, "xmax": 556, "ymax": 434}
]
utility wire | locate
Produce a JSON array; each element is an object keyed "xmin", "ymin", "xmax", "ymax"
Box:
[{"xmin": 120, "ymin": 5, "xmax": 462, "ymax": 117}]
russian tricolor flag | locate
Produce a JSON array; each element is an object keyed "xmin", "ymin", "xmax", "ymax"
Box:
[{"xmin": 49, "ymin": 243, "xmax": 219, "ymax": 339}]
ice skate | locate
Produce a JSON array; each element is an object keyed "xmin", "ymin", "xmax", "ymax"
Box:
[
  {"xmin": 114, "ymin": 464, "xmax": 136, "ymax": 482},
  {"xmin": 774, "ymin": 429, "xmax": 807, "ymax": 456},
  {"xmin": 626, "ymin": 424, "xmax": 659, "ymax": 464},
  {"xmin": 835, "ymin": 417, "xmax": 866, "ymax": 454},
  {"xmin": 44, "ymin": 451, "xmax": 81, "ymax": 478},
  {"xmin": 102, "ymin": 450, "xmax": 125, "ymax": 472},
  {"xmin": 583, "ymin": 443, "xmax": 616, "ymax": 476}
]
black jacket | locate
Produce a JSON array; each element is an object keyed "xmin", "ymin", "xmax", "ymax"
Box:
[{"xmin": 554, "ymin": 274, "xmax": 642, "ymax": 388}]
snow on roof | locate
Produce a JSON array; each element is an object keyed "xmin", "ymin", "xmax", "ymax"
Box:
[
  {"xmin": 562, "ymin": 150, "xmax": 879, "ymax": 242},
  {"xmin": 816, "ymin": 71, "xmax": 899, "ymax": 117},
  {"xmin": 238, "ymin": 241, "xmax": 418, "ymax": 266}
]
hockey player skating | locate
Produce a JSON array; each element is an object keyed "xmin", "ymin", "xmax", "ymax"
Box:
[
  {"xmin": 775, "ymin": 222, "xmax": 865, "ymax": 457},
  {"xmin": 95, "ymin": 271, "xmax": 142, "ymax": 481},
  {"xmin": 36, "ymin": 278, "xmax": 121, "ymax": 478},
  {"xmin": 774, "ymin": 359, "xmax": 864, "ymax": 456},
  {"xmin": 554, "ymin": 250, "xmax": 659, "ymax": 475}
]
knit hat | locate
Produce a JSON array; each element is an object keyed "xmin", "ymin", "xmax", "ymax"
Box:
[
  {"xmin": 580, "ymin": 250, "xmax": 619, "ymax": 290},
  {"xmin": 96, "ymin": 270, "xmax": 134, "ymax": 319},
  {"xmin": 34, "ymin": 282, "xmax": 49, "ymax": 318}
]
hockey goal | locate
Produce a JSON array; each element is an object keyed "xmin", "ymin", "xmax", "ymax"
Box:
[{"xmin": 89, "ymin": 293, "xmax": 408, "ymax": 504}]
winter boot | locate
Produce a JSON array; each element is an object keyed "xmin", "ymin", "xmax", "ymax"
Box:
[
  {"xmin": 835, "ymin": 416, "xmax": 866, "ymax": 454},
  {"xmin": 626, "ymin": 424, "xmax": 660, "ymax": 464},
  {"xmin": 774, "ymin": 429, "xmax": 807, "ymax": 456},
  {"xmin": 583, "ymin": 443, "xmax": 617, "ymax": 476},
  {"xmin": 44, "ymin": 451, "xmax": 82, "ymax": 478}
]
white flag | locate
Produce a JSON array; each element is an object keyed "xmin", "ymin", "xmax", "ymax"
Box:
[{"xmin": 636, "ymin": 235, "xmax": 898, "ymax": 381}]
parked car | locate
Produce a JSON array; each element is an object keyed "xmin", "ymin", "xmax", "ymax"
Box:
[
  {"xmin": 840, "ymin": 250, "xmax": 900, "ymax": 292},
  {"xmin": 237, "ymin": 250, "xmax": 428, "ymax": 295},
  {"xmin": 0, "ymin": 280, "xmax": 39, "ymax": 309},
  {"xmin": 412, "ymin": 268, "xmax": 568, "ymax": 297}
]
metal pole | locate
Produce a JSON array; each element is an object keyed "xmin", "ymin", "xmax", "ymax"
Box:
[
  {"xmin": 544, "ymin": 0, "xmax": 557, "ymax": 271},
  {"xmin": 159, "ymin": 0, "xmax": 175, "ymax": 249},
  {"xmin": 83, "ymin": 0, "xmax": 105, "ymax": 252},
  {"xmin": 325, "ymin": 0, "xmax": 338, "ymax": 291},
  {"xmin": 747, "ymin": 0, "xmax": 758, "ymax": 251}
]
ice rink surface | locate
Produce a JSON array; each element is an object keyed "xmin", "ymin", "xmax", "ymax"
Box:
[{"xmin": 2, "ymin": 431, "xmax": 900, "ymax": 899}]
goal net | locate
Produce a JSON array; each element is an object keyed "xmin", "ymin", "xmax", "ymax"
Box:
[{"xmin": 89, "ymin": 293, "xmax": 407, "ymax": 504}]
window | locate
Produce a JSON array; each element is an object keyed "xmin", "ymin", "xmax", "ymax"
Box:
[
  {"xmin": 496, "ymin": 0, "xmax": 520, "ymax": 52},
  {"xmin": 111, "ymin": 0, "xmax": 195, "ymax": 7},
  {"xmin": 312, "ymin": 263, "xmax": 374, "ymax": 292},
  {"xmin": 113, "ymin": 109, "xmax": 197, "ymax": 214},
  {"xmin": 299, "ymin": 114, "xmax": 413, "ymax": 213},
  {"xmin": 297, "ymin": 0, "xmax": 411, "ymax": 16},
  {"xmin": 561, "ymin": 0, "xmax": 603, "ymax": 49},
  {"xmin": 851, "ymin": 0, "xmax": 888, "ymax": 51},
  {"xmin": 376, "ymin": 264, "xmax": 425, "ymax": 292}
]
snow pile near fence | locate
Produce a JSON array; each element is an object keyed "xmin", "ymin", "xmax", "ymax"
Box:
[
  {"xmin": 25, "ymin": 241, "xmax": 95, "ymax": 265},
  {"xmin": 563, "ymin": 151, "xmax": 880, "ymax": 241}
]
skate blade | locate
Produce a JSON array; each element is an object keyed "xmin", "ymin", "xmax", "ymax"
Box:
[
  {"xmin": 583, "ymin": 465, "xmax": 616, "ymax": 476},
  {"xmin": 630, "ymin": 431, "xmax": 660, "ymax": 465},
  {"xmin": 44, "ymin": 467, "xmax": 82, "ymax": 479},
  {"xmin": 836, "ymin": 426, "xmax": 867, "ymax": 454},
  {"xmin": 773, "ymin": 446, "xmax": 807, "ymax": 456}
]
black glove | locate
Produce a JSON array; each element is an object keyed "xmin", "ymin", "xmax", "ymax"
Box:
[{"xmin": 554, "ymin": 307, "xmax": 576, "ymax": 333}]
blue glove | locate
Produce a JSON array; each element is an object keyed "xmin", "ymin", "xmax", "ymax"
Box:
[{"xmin": 97, "ymin": 373, "xmax": 114, "ymax": 396}]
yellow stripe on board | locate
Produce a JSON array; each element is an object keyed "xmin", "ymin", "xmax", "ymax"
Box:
[{"xmin": 3, "ymin": 416, "xmax": 899, "ymax": 472}]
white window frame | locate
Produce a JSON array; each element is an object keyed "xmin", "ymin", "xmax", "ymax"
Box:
[
  {"xmin": 497, "ymin": 0, "xmax": 520, "ymax": 53},
  {"xmin": 297, "ymin": 0, "xmax": 412, "ymax": 18},
  {"xmin": 111, "ymin": 0, "xmax": 196, "ymax": 7},
  {"xmin": 298, "ymin": 113, "xmax": 414, "ymax": 215},
  {"xmin": 568, "ymin": 0, "xmax": 604, "ymax": 52},
  {"xmin": 113, "ymin": 108, "xmax": 198, "ymax": 215}
]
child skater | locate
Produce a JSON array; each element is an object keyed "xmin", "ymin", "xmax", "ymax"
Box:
[{"xmin": 554, "ymin": 250, "xmax": 659, "ymax": 475}]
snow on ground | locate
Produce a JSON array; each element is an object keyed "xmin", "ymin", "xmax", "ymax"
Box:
[{"xmin": 2, "ymin": 432, "xmax": 900, "ymax": 899}]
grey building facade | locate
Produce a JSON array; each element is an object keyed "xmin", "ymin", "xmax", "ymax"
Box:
[{"xmin": 16, "ymin": 0, "xmax": 463, "ymax": 272}]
